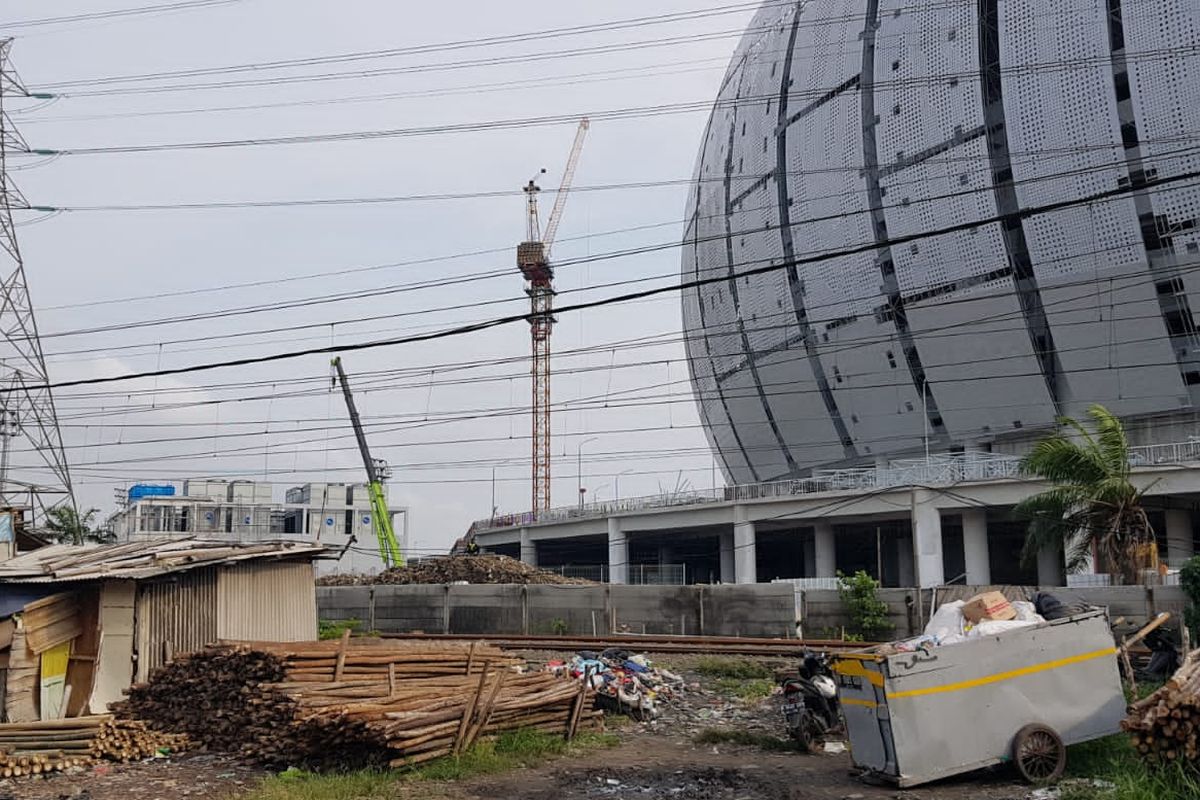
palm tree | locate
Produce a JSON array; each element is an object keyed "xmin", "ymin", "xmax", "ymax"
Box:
[{"xmin": 1015, "ymin": 404, "xmax": 1153, "ymax": 585}]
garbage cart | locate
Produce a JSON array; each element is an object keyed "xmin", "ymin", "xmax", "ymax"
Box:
[{"xmin": 832, "ymin": 610, "xmax": 1124, "ymax": 787}]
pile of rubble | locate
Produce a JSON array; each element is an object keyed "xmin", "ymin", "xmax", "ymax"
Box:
[{"xmin": 317, "ymin": 555, "xmax": 593, "ymax": 586}]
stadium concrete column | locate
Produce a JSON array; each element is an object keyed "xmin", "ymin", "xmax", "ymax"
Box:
[
  {"xmin": 1166, "ymin": 508, "xmax": 1194, "ymax": 566},
  {"xmin": 961, "ymin": 509, "xmax": 991, "ymax": 585},
  {"xmin": 814, "ymin": 521, "xmax": 836, "ymax": 578},
  {"xmin": 607, "ymin": 517, "xmax": 628, "ymax": 585},
  {"xmin": 896, "ymin": 534, "xmax": 915, "ymax": 586},
  {"xmin": 1037, "ymin": 544, "xmax": 1065, "ymax": 587},
  {"xmin": 733, "ymin": 505, "xmax": 757, "ymax": 584},
  {"xmin": 802, "ymin": 535, "xmax": 817, "ymax": 577},
  {"xmin": 719, "ymin": 530, "xmax": 735, "ymax": 583},
  {"xmin": 910, "ymin": 488, "xmax": 945, "ymax": 587},
  {"xmin": 519, "ymin": 528, "xmax": 537, "ymax": 567}
]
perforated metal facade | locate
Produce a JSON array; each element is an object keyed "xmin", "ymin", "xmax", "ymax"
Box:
[{"xmin": 682, "ymin": 0, "xmax": 1200, "ymax": 484}]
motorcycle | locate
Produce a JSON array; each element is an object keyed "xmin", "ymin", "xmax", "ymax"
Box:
[{"xmin": 780, "ymin": 650, "xmax": 842, "ymax": 752}]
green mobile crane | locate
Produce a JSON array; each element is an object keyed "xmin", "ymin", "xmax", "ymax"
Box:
[{"xmin": 331, "ymin": 357, "xmax": 403, "ymax": 568}]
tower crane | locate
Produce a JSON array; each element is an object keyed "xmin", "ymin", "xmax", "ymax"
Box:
[
  {"xmin": 331, "ymin": 356, "xmax": 403, "ymax": 568},
  {"xmin": 517, "ymin": 118, "xmax": 590, "ymax": 516}
]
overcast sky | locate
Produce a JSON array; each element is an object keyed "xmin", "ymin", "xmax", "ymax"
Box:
[{"xmin": 0, "ymin": 0, "xmax": 755, "ymax": 554}]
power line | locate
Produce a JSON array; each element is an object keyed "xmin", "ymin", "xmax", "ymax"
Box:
[
  {"xmin": 1, "ymin": 0, "xmax": 241, "ymax": 30},
  {"xmin": 16, "ymin": 46, "xmax": 1198, "ymax": 154},
  {"xmin": 34, "ymin": 1, "xmax": 778, "ymax": 87},
  {"xmin": 6, "ymin": 165, "xmax": 1197, "ymax": 394},
  {"xmin": 26, "ymin": 141, "xmax": 1200, "ymax": 350}
]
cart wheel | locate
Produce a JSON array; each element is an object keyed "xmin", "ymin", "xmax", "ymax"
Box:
[{"xmin": 1012, "ymin": 724, "xmax": 1066, "ymax": 784}]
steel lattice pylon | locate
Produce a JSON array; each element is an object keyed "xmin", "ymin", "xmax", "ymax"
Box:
[{"xmin": 0, "ymin": 39, "xmax": 74, "ymax": 518}]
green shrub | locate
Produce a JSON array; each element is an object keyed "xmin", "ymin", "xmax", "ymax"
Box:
[
  {"xmin": 837, "ymin": 570, "xmax": 893, "ymax": 641},
  {"xmin": 318, "ymin": 618, "xmax": 363, "ymax": 641}
]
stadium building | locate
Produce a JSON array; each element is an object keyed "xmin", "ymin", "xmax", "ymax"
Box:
[{"xmin": 471, "ymin": 0, "xmax": 1200, "ymax": 588}]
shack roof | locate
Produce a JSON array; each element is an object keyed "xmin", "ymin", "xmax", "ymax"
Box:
[{"xmin": 0, "ymin": 537, "xmax": 327, "ymax": 583}]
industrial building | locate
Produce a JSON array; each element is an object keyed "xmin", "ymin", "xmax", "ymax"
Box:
[
  {"xmin": 473, "ymin": 0, "xmax": 1200, "ymax": 588},
  {"xmin": 107, "ymin": 479, "xmax": 408, "ymax": 575}
]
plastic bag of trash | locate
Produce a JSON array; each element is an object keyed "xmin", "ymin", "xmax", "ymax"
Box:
[
  {"xmin": 1012, "ymin": 600, "xmax": 1043, "ymax": 623},
  {"xmin": 969, "ymin": 618, "xmax": 1042, "ymax": 638},
  {"xmin": 923, "ymin": 600, "xmax": 967, "ymax": 644}
]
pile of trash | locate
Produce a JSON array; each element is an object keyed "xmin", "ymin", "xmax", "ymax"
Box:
[
  {"xmin": 316, "ymin": 555, "xmax": 594, "ymax": 586},
  {"xmin": 548, "ymin": 649, "xmax": 685, "ymax": 721},
  {"xmin": 875, "ymin": 591, "xmax": 1085, "ymax": 655}
]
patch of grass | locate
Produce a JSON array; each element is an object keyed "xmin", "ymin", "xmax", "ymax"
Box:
[
  {"xmin": 240, "ymin": 730, "xmax": 619, "ymax": 800},
  {"xmin": 693, "ymin": 728, "xmax": 800, "ymax": 752},
  {"xmin": 692, "ymin": 657, "xmax": 772, "ymax": 680},
  {"xmin": 240, "ymin": 768, "xmax": 399, "ymax": 800},
  {"xmin": 1065, "ymin": 735, "xmax": 1200, "ymax": 800},
  {"xmin": 712, "ymin": 677, "xmax": 774, "ymax": 700}
]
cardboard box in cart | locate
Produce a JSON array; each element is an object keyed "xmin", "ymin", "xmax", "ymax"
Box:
[{"xmin": 832, "ymin": 610, "xmax": 1124, "ymax": 787}]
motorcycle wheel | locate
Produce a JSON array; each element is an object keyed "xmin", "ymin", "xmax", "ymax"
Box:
[{"xmin": 792, "ymin": 712, "xmax": 815, "ymax": 753}]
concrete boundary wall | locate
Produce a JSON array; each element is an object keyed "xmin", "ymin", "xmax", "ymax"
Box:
[
  {"xmin": 318, "ymin": 583, "xmax": 798, "ymax": 638},
  {"xmin": 317, "ymin": 584, "xmax": 1187, "ymax": 640}
]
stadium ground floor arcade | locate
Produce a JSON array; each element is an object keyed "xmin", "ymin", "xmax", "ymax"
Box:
[{"xmin": 477, "ymin": 467, "xmax": 1200, "ymax": 587}]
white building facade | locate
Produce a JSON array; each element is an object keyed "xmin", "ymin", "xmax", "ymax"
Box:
[{"xmin": 107, "ymin": 479, "xmax": 408, "ymax": 576}]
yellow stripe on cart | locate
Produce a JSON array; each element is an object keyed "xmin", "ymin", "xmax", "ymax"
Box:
[{"xmin": 886, "ymin": 647, "xmax": 1118, "ymax": 700}]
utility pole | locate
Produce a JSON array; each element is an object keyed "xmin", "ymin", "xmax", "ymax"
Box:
[
  {"xmin": 0, "ymin": 40, "xmax": 73, "ymax": 522},
  {"xmin": 517, "ymin": 118, "xmax": 590, "ymax": 517}
]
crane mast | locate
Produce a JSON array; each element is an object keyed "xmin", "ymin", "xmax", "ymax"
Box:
[
  {"xmin": 331, "ymin": 356, "xmax": 403, "ymax": 568},
  {"xmin": 517, "ymin": 118, "xmax": 589, "ymax": 516}
]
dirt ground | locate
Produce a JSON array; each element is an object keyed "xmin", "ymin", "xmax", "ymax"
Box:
[
  {"xmin": 10, "ymin": 733, "xmax": 1031, "ymax": 800},
  {"xmin": 4, "ymin": 651, "xmax": 1038, "ymax": 800},
  {"xmin": 464, "ymin": 730, "xmax": 1030, "ymax": 800}
]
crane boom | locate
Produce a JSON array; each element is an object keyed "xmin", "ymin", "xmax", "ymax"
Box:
[
  {"xmin": 541, "ymin": 117, "xmax": 589, "ymax": 258},
  {"xmin": 331, "ymin": 356, "xmax": 403, "ymax": 568}
]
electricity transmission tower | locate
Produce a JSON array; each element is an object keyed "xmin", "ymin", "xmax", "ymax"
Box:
[
  {"xmin": 516, "ymin": 118, "xmax": 589, "ymax": 516},
  {"xmin": 0, "ymin": 39, "xmax": 74, "ymax": 520}
]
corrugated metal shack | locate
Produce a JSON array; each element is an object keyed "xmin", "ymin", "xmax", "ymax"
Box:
[{"xmin": 0, "ymin": 537, "xmax": 326, "ymax": 722}]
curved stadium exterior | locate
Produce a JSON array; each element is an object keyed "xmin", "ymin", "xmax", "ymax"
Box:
[{"xmin": 681, "ymin": 0, "xmax": 1200, "ymax": 486}]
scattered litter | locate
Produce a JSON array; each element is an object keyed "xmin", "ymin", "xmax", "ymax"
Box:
[
  {"xmin": 549, "ymin": 649, "xmax": 684, "ymax": 720},
  {"xmin": 1028, "ymin": 778, "xmax": 1114, "ymax": 799},
  {"xmin": 823, "ymin": 741, "xmax": 847, "ymax": 754}
]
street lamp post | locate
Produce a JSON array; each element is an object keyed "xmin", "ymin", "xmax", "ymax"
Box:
[
  {"xmin": 577, "ymin": 437, "xmax": 597, "ymax": 511},
  {"xmin": 614, "ymin": 468, "xmax": 634, "ymax": 503}
]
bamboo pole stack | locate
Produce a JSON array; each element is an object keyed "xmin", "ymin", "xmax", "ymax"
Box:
[
  {"xmin": 0, "ymin": 715, "xmax": 187, "ymax": 777},
  {"xmin": 91, "ymin": 718, "xmax": 189, "ymax": 761},
  {"xmin": 1123, "ymin": 648, "xmax": 1200, "ymax": 762},
  {"xmin": 117, "ymin": 639, "xmax": 601, "ymax": 771}
]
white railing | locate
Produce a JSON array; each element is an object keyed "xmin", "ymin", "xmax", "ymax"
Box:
[{"xmin": 471, "ymin": 436, "xmax": 1200, "ymax": 533}]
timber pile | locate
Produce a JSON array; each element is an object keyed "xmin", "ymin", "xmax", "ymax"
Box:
[
  {"xmin": 0, "ymin": 716, "xmax": 188, "ymax": 775},
  {"xmin": 316, "ymin": 555, "xmax": 592, "ymax": 586},
  {"xmin": 92, "ymin": 718, "xmax": 189, "ymax": 761},
  {"xmin": 118, "ymin": 639, "xmax": 601, "ymax": 770},
  {"xmin": 1123, "ymin": 649, "xmax": 1200, "ymax": 761}
]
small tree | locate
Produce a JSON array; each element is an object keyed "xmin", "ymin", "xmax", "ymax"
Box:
[
  {"xmin": 43, "ymin": 506, "xmax": 102, "ymax": 545},
  {"xmin": 1015, "ymin": 404, "xmax": 1152, "ymax": 585},
  {"xmin": 838, "ymin": 570, "xmax": 893, "ymax": 641}
]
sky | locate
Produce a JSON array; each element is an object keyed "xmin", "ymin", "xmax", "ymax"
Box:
[{"xmin": 0, "ymin": 0, "xmax": 757, "ymax": 555}]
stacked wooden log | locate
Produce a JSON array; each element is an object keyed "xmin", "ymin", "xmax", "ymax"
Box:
[
  {"xmin": 113, "ymin": 647, "xmax": 289, "ymax": 752},
  {"xmin": 118, "ymin": 638, "xmax": 600, "ymax": 770},
  {"xmin": 91, "ymin": 718, "xmax": 189, "ymax": 761},
  {"xmin": 1123, "ymin": 649, "xmax": 1200, "ymax": 761}
]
